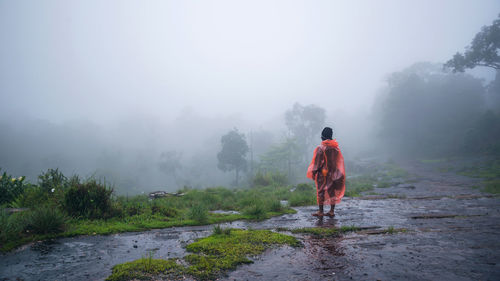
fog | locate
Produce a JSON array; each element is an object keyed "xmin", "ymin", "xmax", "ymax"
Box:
[{"xmin": 1, "ymin": 1, "xmax": 499, "ymax": 193}]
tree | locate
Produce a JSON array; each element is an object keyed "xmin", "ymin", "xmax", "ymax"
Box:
[
  {"xmin": 284, "ymin": 103, "xmax": 326, "ymax": 163},
  {"xmin": 445, "ymin": 14, "xmax": 500, "ymax": 72},
  {"xmin": 217, "ymin": 128, "xmax": 248, "ymax": 185},
  {"xmin": 374, "ymin": 62, "xmax": 485, "ymax": 156}
]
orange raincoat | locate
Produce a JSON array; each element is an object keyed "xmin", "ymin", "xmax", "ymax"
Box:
[{"xmin": 307, "ymin": 139, "xmax": 346, "ymax": 205}]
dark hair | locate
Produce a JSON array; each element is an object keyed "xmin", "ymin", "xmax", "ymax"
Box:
[{"xmin": 321, "ymin": 127, "xmax": 333, "ymax": 140}]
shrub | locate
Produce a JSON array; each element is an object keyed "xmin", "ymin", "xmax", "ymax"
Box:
[
  {"xmin": 0, "ymin": 170, "xmax": 26, "ymax": 205},
  {"xmin": 64, "ymin": 180, "xmax": 113, "ymax": 219},
  {"xmin": 38, "ymin": 168, "xmax": 68, "ymax": 193},
  {"xmin": 151, "ymin": 203, "xmax": 178, "ymax": 217},
  {"xmin": 0, "ymin": 210, "xmax": 27, "ymax": 242},
  {"xmin": 187, "ymin": 204, "xmax": 208, "ymax": 224},
  {"xmin": 268, "ymin": 199, "xmax": 283, "ymax": 212},
  {"xmin": 24, "ymin": 206, "xmax": 67, "ymax": 234},
  {"xmin": 242, "ymin": 203, "xmax": 266, "ymax": 219},
  {"xmin": 8, "ymin": 185, "xmax": 48, "ymax": 208}
]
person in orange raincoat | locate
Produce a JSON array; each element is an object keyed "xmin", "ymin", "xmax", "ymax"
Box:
[{"xmin": 307, "ymin": 127, "xmax": 346, "ymax": 217}]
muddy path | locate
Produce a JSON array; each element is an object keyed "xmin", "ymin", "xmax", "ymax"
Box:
[{"xmin": 1, "ymin": 161, "xmax": 499, "ymax": 281}]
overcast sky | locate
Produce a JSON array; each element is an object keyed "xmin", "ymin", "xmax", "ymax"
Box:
[{"xmin": 1, "ymin": 0, "xmax": 499, "ymax": 124}]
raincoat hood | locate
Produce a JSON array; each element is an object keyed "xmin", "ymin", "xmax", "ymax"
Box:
[{"xmin": 321, "ymin": 139, "xmax": 339, "ymax": 150}]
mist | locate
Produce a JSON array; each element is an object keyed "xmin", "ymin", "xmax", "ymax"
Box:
[{"xmin": 1, "ymin": 0, "xmax": 499, "ymax": 194}]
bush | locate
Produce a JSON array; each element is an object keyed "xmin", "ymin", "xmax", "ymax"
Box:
[
  {"xmin": 242, "ymin": 203, "xmax": 266, "ymax": 219},
  {"xmin": 0, "ymin": 210, "xmax": 27, "ymax": 242},
  {"xmin": 24, "ymin": 206, "xmax": 67, "ymax": 234},
  {"xmin": 38, "ymin": 168, "xmax": 68, "ymax": 193},
  {"xmin": 151, "ymin": 203, "xmax": 178, "ymax": 217},
  {"xmin": 0, "ymin": 170, "xmax": 26, "ymax": 205},
  {"xmin": 187, "ymin": 204, "xmax": 208, "ymax": 224},
  {"xmin": 8, "ymin": 185, "xmax": 48, "ymax": 208},
  {"xmin": 64, "ymin": 180, "xmax": 113, "ymax": 219},
  {"xmin": 268, "ymin": 199, "xmax": 283, "ymax": 212}
]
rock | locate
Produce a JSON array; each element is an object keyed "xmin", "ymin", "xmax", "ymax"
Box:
[{"xmin": 148, "ymin": 191, "xmax": 185, "ymax": 199}]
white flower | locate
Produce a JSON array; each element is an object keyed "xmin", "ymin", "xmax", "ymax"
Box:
[
  {"xmin": 18, "ymin": 176, "xmax": 23, "ymax": 181},
  {"xmin": 51, "ymin": 188, "xmax": 55, "ymax": 193}
]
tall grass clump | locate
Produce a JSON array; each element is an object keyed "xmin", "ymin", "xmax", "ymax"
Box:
[
  {"xmin": 268, "ymin": 198, "xmax": 283, "ymax": 212},
  {"xmin": 24, "ymin": 206, "xmax": 67, "ymax": 234},
  {"xmin": 212, "ymin": 225, "xmax": 231, "ymax": 235},
  {"xmin": 242, "ymin": 203, "xmax": 266, "ymax": 219},
  {"xmin": 288, "ymin": 183, "xmax": 316, "ymax": 206},
  {"xmin": 64, "ymin": 180, "xmax": 113, "ymax": 219},
  {"xmin": 188, "ymin": 204, "xmax": 208, "ymax": 224},
  {"xmin": 0, "ymin": 210, "xmax": 23, "ymax": 242},
  {"xmin": 151, "ymin": 200, "xmax": 178, "ymax": 217}
]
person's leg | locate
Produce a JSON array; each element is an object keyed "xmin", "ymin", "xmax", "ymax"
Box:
[
  {"xmin": 326, "ymin": 204, "xmax": 335, "ymax": 217},
  {"xmin": 312, "ymin": 204, "xmax": 324, "ymax": 216}
]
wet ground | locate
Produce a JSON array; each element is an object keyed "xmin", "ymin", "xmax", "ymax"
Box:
[{"xmin": 1, "ymin": 160, "xmax": 499, "ymax": 280}]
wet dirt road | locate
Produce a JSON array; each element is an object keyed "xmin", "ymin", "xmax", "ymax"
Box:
[{"xmin": 1, "ymin": 161, "xmax": 499, "ymax": 281}]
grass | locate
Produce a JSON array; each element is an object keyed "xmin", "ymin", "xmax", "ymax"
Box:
[
  {"xmin": 106, "ymin": 229, "xmax": 300, "ymax": 281},
  {"xmin": 483, "ymin": 180, "xmax": 500, "ymax": 194},
  {"xmin": 288, "ymin": 184, "xmax": 316, "ymax": 206},
  {"xmin": 0, "ymin": 180, "xmax": 305, "ymax": 253},
  {"xmin": 453, "ymin": 159, "xmax": 500, "ymax": 194},
  {"xmin": 106, "ymin": 257, "xmax": 184, "ymax": 281},
  {"xmin": 23, "ymin": 206, "xmax": 68, "ymax": 234},
  {"xmin": 345, "ymin": 176, "xmax": 377, "ymax": 197},
  {"xmin": 383, "ymin": 226, "xmax": 407, "ymax": 234},
  {"xmin": 290, "ymin": 225, "xmax": 361, "ymax": 237},
  {"xmin": 0, "ymin": 162, "xmax": 412, "ymax": 252}
]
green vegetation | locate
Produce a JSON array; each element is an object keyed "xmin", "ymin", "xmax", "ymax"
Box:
[
  {"xmin": 23, "ymin": 206, "xmax": 68, "ymax": 234},
  {"xmin": 288, "ymin": 183, "xmax": 316, "ymax": 206},
  {"xmin": 187, "ymin": 204, "xmax": 209, "ymax": 224},
  {"xmin": 344, "ymin": 161, "xmax": 410, "ymax": 197},
  {"xmin": 106, "ymin": 229, "xmax": 300, "ymax": 281},
  {"xmin": 64, "ymin": 180, "xmax": 114, "ymax": 219},
  {"xmin": 0, "ymin": 160, "xmax": 411, "ymax": 252},
  {"xmin": 457, "ymin": 160, "xmax": 500, "ymax": 180},
  {"xmin": 106, "ymin": 257, "xmax": 184, "ymax": 281},
  {"xmin": 383, "ymin": 226, "xmax": 407, "ymax": 234},
  {"xmin": 0, "ymin": 170, "xmax": 27, "ymax": 205},
  {"xmin": 438, "ymin": 159, "xmax": 500, "ymax": 194},
  {"xmin": 290, "ymin": 226, "xmax": 361, "ymax": 237},
  {"xmin": 0, "ymin": 169, "xmax": 302, "ymax": 252},
  {"xmin": 483, "ymin": 180, "xmax": 500, "ymax": 194},
  {"xmin": 212, "ymin": 225, "xmax": 231, "ymax": 236}
]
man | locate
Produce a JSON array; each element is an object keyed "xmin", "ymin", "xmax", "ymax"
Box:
[{"xmin": 307, "ymin": 127, "xmax": 346, "ymax": 217}]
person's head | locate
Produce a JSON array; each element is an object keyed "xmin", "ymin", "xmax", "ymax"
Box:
[{"xmin": 321, "ymin": 127, "xmax": 333, "ymax": 141}]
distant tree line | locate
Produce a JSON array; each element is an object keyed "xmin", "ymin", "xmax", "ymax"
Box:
[{"xmin": 374, "ymin": 14, "xmax": 500, "ymax": 157}]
